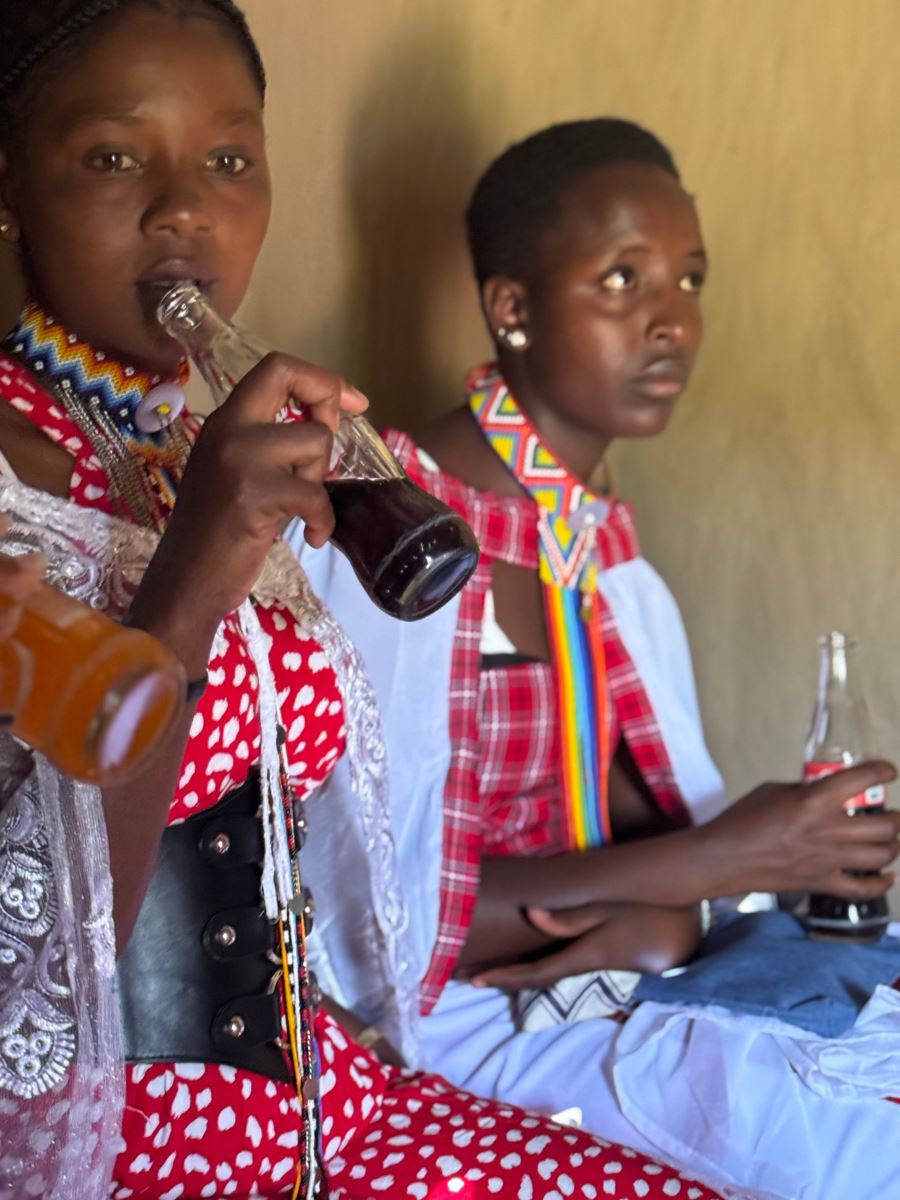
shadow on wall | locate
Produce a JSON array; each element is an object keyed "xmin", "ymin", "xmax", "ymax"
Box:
[{"xmin": 340, "ymin": 15, "xmax": 486, "ymax": 431}]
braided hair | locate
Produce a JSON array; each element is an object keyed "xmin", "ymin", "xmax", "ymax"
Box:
[
  {"xmin": 0, "ymin": 0, "xmax": 265, "ymax": 150},
  {"xmin": 466, "ymin": 118, "xmax": 680, "ymax": 286}
]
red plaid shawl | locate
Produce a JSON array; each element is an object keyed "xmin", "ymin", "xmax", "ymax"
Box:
[{"xmin": 384, "ymin": 431, "xmax": 690, "ymax": 1011}]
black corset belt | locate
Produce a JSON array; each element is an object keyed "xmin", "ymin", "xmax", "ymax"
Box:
[{"xmin": 116, "ymin": 769, "xmax": 309, "ymax": 1083}]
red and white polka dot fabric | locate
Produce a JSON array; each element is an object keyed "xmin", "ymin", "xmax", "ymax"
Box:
[
  {"xmin": 0, "ymin": 353, "xmax": 114, "ymax": 511},
  {"xmin": 0, "ymin": 360, "xmax": 725, "ymax": 1200},
  {"xmin": 167, "ymin": 605, "xmax": 346, "ymax": 821},
  {"xmin": 318, "ymin": 1017, "xmax": 721, "ymax": 1200},
  {"xmin": 113, "ymin": 1011, "xmax": 722, "ymax": 1199}
]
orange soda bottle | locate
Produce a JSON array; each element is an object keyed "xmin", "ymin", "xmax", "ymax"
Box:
[{"xmin": 0, "ymin": 581, "xmax": 185, "ymax": 784}]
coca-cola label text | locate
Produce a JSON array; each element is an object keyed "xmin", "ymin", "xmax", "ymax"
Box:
[{"xmin": 803, "ymin": 761, "xmax": 885, "ymax": 810}]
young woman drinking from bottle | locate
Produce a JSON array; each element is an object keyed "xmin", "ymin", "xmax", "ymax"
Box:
[{"xmin": 0, "ymin": 5, "xmax": 726, "ymax": 1199}]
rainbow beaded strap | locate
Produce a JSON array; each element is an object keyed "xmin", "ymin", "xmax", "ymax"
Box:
[{"xmin": 468, "ymin": 364, "xmax": 613, "ymax": 849}]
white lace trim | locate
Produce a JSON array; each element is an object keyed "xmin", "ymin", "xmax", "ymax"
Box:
[
  {"xmin": 0, "ymin": 746, "xmax": 122, "ymax": 1199},
  {"xmin": 0, "ymin": 475, "xmax": 157, "ymax": 619},
  {"xmin": 253, "ymin": 541, "xmax": 419, "ymax": 1058},
  {"xmin": 0, "ymin": 779, "xmax": 72, "ymax": 1101}
]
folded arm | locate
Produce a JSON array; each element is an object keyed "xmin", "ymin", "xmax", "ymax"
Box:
[{"xmin": 456, "ymin": 759, "xmax": 899, "ymax": 988}]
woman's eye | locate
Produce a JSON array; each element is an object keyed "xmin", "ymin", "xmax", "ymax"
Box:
[
  {"xmin": 207, "ymin": 153, "xmax": 250, "ymax": 176},
  {"xmin": 679, "ymin": 271, "xmax": 706, "ymax": 293},
  {"xmin": 600, "ymin": 267, "xmax": 636, "ymax": 292},
  {"xmin": 88, "ymin": 151, "xmax": 140, "ymax": 173}
]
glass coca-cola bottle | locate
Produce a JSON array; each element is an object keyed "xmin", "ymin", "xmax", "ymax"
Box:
[
  {"xmin": 157, "ymin": 284, "xmax": 478, "ymax": 621},
  {"xmin": 801, "ymin": 630, "xmax": 890, "ymax": 943}
]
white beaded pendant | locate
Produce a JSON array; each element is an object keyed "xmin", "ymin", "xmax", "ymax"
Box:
[{"xmin": 134, "ymin": 383, "xmax": 186, "ymax": 433}]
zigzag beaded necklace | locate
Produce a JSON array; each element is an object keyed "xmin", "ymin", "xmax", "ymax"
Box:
[
  {"xmin": 468, "ymin": 363, "xmax": 615, "ymax": 849},
  {"xmin": 2, "ymin": 300, "xmax": 196, "ymax": 532}
]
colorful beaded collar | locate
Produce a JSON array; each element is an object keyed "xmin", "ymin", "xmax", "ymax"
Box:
[{"xmin": 2, "ymin": 301, "xmax": 197, "ymax": 530}]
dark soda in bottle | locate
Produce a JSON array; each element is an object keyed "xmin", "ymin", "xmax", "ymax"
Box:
[
  {"xmin": 324, "ymin": 477, "xmax": 479, "ymax": 620},
  {"xmin": 157, "ymin": 284, "xmax": 478, "ymax": 621}
]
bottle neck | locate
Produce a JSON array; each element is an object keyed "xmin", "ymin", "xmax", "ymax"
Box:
[
  {"xmin": 168, "ymin": 307, "xmax": 231, "ymax": 355},
  {"xmin": 157, "ymin": 285, "xmax": 266, "ymax": 408},
  {"xmin": 820, "ymin": 641, "xmax": 848, "ymax": 692},
  {"xmin": 806, "ymin": 631, "xmax": 872, "ymax": 764},
  {"xmin": 817, "ymin": 633, "xmax": 858, "ymax": 703},
  {"xmin": 155, "ymin": 282, "xmax": 409, "ymax": 486}
]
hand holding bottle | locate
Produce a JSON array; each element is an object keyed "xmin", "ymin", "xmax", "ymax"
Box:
[
  {"xmin": 696, "ymin": 761, "xmax": 900, "ymax": 901},
  {"xmin": 157, "ymin": 284, "xmax": 479, "ymax": 621},
  {"xmin": 128, "ymin": 353, "xmax": 367, "ymax": 674},
  {"xmin": 800, "ymin": 631, "xmax": 892, "ymax": 940}
]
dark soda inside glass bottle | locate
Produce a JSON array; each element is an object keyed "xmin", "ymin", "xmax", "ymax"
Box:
[
  {"xmin": 157, "ymin": 284, "xmax": 478, "ymax": 620},
  {"xmin": 324, "ymin": 477, "xmax": 479, "ymax": 620}
]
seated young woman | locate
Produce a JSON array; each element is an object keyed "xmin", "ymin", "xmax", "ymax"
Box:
[
  {"xmin": 334, "ymin": 119, "xmax": 899, "ymax": 1199},
  {"xmin": 386, "ymin": 118, "xmax": 898, "ymax": 989},
  {"xmin": 0, "ymin": 10, "xmax": 727, "ymax": 1200}
]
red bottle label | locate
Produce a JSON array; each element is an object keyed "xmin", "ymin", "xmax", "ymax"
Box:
[
  {"xmin": 277, "ymin": 402, "xmax": 308, "ymax": 425},
  {"xmin": 803, "ymin": 761, "xmax": 885, "ymax": 810}
]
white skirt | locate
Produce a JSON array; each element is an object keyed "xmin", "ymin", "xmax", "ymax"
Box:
[{"xmin": 422, "ymin": 975, "xmax": 900, "ymax": 1200}]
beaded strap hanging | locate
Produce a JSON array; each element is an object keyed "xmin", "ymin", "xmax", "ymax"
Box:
[
  {"xmin": 2, "ymin": 301, "xmax": 197, "ymax": 533},
  {"xmin": 237, "ymin": 599, "xmax": 323, "ymax": 1200},
  {"xmin": 468, "ymin": 363, "xmax": 615, "ymax": 849}
]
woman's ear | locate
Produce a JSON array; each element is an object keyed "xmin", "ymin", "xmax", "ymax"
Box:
[
  {"xmin": 481, "ymin": 276, "xmax": 531, "ymax": 352},
  {"xmin": 0, "ymin": 149, "xmax": 21, "ymax": 244}
]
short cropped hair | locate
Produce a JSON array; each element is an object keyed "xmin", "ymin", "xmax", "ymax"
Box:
[{"xmin": 466, "ymin": 118, "xmax": 679, "ymax": 285}]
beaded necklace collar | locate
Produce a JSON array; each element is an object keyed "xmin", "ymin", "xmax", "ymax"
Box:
[
  {"xmin": 2, "ymin": 301, "xmax": 198, "ymax": 531},
  {"xmin": 468, "ymin": 362, "xmax": 622, "ymax": 849}
]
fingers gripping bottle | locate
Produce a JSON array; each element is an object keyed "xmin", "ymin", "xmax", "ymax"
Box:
[
  {"xmin": 157, "ymin": 284, "xmax": 479, "ymax": 622},
  {"xmin": 802, "ymin": 631, "xmax": 890, "ymax": 943}
]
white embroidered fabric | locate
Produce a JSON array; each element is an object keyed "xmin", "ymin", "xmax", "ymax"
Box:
[
  {"xmin": 0, "ymin": 473, "xmax": 149, "ymax": 1199},
  {"xmin": 0, "ymin": 473, "xmax": 410, "ymax": 1188},
  {"xmin": 0, "ymin": 751, "xmax": 121, "ymax": 1200}
]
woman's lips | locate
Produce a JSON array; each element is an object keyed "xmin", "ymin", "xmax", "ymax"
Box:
[
  {"xmin": 136, "ymin": 259, "xmax": 218, "ymax": 292},
  {"xmin": 630, "ymin": 359, "xmax": 690, "ymax": 399},
  {"xmin": 630, "ymin": 374, "xmax": 687, "ymax": 399}
]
